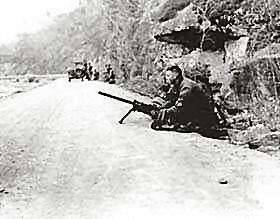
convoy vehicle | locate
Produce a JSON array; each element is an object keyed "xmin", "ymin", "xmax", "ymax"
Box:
[{"xmin": 67, "ymin": 61, "xmax": 87, "ymax": 82}]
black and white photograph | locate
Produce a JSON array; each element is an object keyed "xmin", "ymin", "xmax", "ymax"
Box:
[{"xmin": 1, "ymin": 0, "xmax": 280, "ymax": 218}]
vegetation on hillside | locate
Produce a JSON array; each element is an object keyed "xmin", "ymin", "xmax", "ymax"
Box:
[{"xmin": 0, "ymin": 0, "xmax": 277, "ymax": 76}]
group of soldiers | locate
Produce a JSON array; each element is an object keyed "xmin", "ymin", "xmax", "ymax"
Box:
[
  {"xmin": 81, "ymin": 61, "xmax": 100, "ymax": 81},
  {"xmin": 83, "ymin": 62, "xmax": 116, "ymax": 83},
  {"xmin": 69, "ymin": 60, "xmax": 116, "ymax": 83}
]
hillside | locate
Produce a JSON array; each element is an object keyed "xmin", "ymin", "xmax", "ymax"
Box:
[{"xmin": 0, "ymin": 0, "xmax": 278, "ymax": 76}]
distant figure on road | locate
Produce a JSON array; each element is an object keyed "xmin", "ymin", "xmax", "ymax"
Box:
[
  {"xmin": 104, "ymin": 64, "xmax": 116, "ymax": 84},
  {"xmin": 103, "ymin": 64, "xmax": 110, "ymax": 82},
  {"xmin": 83, "ymin": 61, "xmax": 88, "ymax": 75},
  {"xmin": 150, "ymin": 65, "xmax": 224, "ymax": 137},
  {"xmin": 120, "ymin": 63, "xmax": 129, "ymax": 81},
  {"xmin": 93, "ymin": 69, "xmax": 99, "ymax": 80},
  {"xmin": 82, "ymin": 61, "xmax": 91, "ymax": 80},
  {"xmin": 108, "ymin": 67, "xmax": 116, "ymax": 84},
  {"xmin": 88, "ymin": 62, "xmax": 93, "ymax": 79}
]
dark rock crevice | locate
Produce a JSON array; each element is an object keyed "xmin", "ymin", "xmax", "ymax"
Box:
[{"xmin": 155, "ymin": 28, "xmax": 242, "ymax": 52}]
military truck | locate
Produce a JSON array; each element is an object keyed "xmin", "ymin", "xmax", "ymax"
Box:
[{"xmin": 67, "ymin": 61, "xmax": 90, "ymax": 82}]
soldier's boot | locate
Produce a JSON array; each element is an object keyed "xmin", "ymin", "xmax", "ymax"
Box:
[
  {"xmin": 173, "ymin": 122, "xmax": 200, "ymax": 133},
  {"xmin": 150, "ymin": 121, "xmax": 176, "ymax": 131}
]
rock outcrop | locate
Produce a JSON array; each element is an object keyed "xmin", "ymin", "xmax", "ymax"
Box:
[{"xmin": 153, "ymin": 0, "xmax": 248, "ymax": 83}]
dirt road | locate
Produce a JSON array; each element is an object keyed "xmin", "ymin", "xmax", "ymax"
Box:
[{"xmin": 0, "ymin": 79, "xmax": 280, "ymax": 219}]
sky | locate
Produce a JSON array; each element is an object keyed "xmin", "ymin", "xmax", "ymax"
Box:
[{"xmin": 0, "ymin": 0, "xmax": 81, "ymax": 45}]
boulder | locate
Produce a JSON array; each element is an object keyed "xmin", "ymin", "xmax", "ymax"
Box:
[
  {"xmin": 153, "ymin": 3, "xmax": 203, "ymax": 36},
  {"xmin": 154, "ymin": 1, "xmax": 246, "ymax": 51},
  {"xmin": 152, "ymin": 0, "xmax": 249, "ymax": 86},
  {"xmin": 225, "ymin": 37, "xmax": 249, "ymax": 65}
]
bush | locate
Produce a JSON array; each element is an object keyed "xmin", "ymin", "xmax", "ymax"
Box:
[
  {"xmin": 229, "ymin": 57, "xmax": 280, "ymax": 103},
  {"xmin": 122, "ymin": 76, "xmax": 163, "ymax": 98},
  {"xmin": 250, "ymin": 98, "xmax": 280, "ymax": 131},
  {"xmin": 227, "ymin": 57, "xmax": 280, "ymax": 148}
]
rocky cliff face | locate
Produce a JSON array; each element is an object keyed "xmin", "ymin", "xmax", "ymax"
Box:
[{"xmin": 153, "ymin": 1, "xmax": 249, "ymax": 88}]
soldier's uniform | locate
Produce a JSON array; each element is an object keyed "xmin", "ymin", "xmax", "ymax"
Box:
[
  {"xmin": 105, "ymin": 65, "xmax": 115, "ymax": 84},
  {"xmin": 152, "ymin": 77, "xmax": 220, "ymax": 134},
  {"xmin": 93, "ymin": 69, "xmax": 99, "ymax": 80},
  {"xmin": 88, "ymin": 63, "xmax": 93, "ymax": 79},
  {"xmin": 108, "ymin": 69, "xmax": 116, "ymax": 84}
]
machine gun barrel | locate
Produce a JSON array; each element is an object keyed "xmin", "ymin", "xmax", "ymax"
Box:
[
  {"xmin": 98, "ymin": 91, "xmax": 133, "ymax": 105},
  {"xmin": 98, "ymin": 91, "xmax": 156, "ymax": 124}
]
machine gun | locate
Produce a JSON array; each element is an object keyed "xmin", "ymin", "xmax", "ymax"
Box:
[{"xmin": 98, "ymin": 91, "xmax": 158, "ymax": 124}]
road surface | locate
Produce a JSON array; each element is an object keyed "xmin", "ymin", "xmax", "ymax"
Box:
[{"xmin": 0, "ymin": 79, "xmax": 280, "ymax": 219}]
